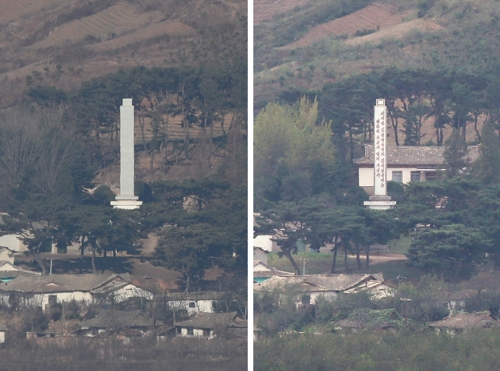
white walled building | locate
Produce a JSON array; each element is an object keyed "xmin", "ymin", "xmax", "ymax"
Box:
[
  {"xmin": 254, "ymin": 273, "xmax": 393, "ymax": 308},
  {"xmin": 166, "ymin": 291, "xmax": 225, "ymax": 316},
  {"xmin": 175, "ymin": 312, "xmax": 244, "ymax": 339},
  {"xmin": 0, "ymin": 273, "xmax": 152, "ymax": 310},
  {"xmin": 355, "ymin": 145, "xmax": 479, "ymax": 195}
]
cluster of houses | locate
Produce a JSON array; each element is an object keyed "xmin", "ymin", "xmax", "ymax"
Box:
[
  {"xmin": 0, "ymin": 253, "xmax": 246, "ymax": 344},
  {"xmin": 254, "ymin": 249, "xmax": 500, "ymax": 336}
]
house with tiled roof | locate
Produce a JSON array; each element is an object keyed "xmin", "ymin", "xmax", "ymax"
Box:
[
  {"xmin": 253, "ymin": 260, "xmax": 293, "ymax": 283},
  {"xmin": 0, "ymin": 261, "xmax": 40, "ymax": 281},
  {"xmin": 254, "ymin": 273, "xmax": 393, "ymax": 308},
  {"xmin": 175, "ymin": 311, "xmax": 246, "ymax": 339},
  {"xmin": 0, "ymin": 273, "xmax": 152, "ymax": 310},
  {"xmin": 354, "ymin": 144, "xmax": 480, "ymax": 195},
  {"xmin": 78, "ymin": 309, "xmax": 153, "ymax": 339},
  {"xmin": 429, "ymin": 312, "xmax": 500, "ymax": 334},
  {"xmin": 165, "ymin": 291, "xmax": 226, "ymax": 315}
]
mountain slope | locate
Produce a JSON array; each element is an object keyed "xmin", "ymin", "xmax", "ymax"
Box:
[
  {"xmin": 0, "ymin": 0, "xmax": 247, "ymax": 109},
  {"xmin": 254, "ymin": 0, "xmax": 500, "ymax": 114}
]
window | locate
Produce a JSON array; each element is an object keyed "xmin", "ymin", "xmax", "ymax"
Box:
[
  {"xmin": 187, "ymin": 328, "xmax": 194, "ymax": 336},
  {"xmin": 48, "ymin": 295, "xmax": 57, "ymax": 306},
  {"xmin": 203, "ymin": 329, "xmax": 211, "ymax": 337},
  {"xmin": 426, "ymin": 172, "xmax": 437, "ymax": 181},
  {"xmin": 188, "ymin": 302, "xmax": 196, "ymax": 308},
  {"xmin": 411, "ymin": 171, "xmax": 421, "ymax": 182},
  {"xmin": 301, "ymin": 294, "xmax": 311, "ymax": 305},
  {"xmin": 392, "ymin": 171, "xmax": 403, "ymax": 183}
]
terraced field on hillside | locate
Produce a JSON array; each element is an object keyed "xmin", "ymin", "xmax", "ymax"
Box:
[
  {"xmin": 91, "ymin": 20, "xmax": 196, "ymax": 52},
  {"xmin": 30, "ymin": 3, "xmax": 166, "ymax": 49},
  {"xmin": 284, "ymin": 3, "xmax": 411, "ymax": 49},
  {"xmin": 254, "ymin": 0, "xmax": 311, "ymax": 24}
]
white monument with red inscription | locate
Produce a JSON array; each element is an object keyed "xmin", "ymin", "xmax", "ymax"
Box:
[
  {"xmin": 110, "ymin": 98, "xmax": 143, "ymax": 210},
  {"xmin": 364, "ymin": 99, "xmax": 396, "ymax": 210}
]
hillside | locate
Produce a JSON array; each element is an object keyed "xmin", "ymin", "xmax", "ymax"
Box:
[
  {"xmin": 1, "ymin": 0, "xmax": 246, "ymax": 106},
  {"xmin": 254, "ymin": 0, "xmax": 500, "ymax": 144},
  {"xmin": 0, "ymin": 0, "xmax": 247, "ymax": 184}
]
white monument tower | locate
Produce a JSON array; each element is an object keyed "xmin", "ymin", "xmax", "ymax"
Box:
[
  {"xmin": 110, "ymin": 98, "xmax": 142, "ymax": 210},
  {"xmin": 364, "ymin": 99, "xmax": 396, "ymax": 210}
]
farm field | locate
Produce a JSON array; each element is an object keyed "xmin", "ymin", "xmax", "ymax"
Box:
[
  {"xmin": 284, "ymin": 3, "xmax": 412, "ymax": 49},
  {"xmin": 254, "ymin": 0, "xmax": 312, "ymax": 24},
  {"xmin": 0, "ymin": 0, "xmax": 246, "ymax": 110},
  {"xmin": 29, "ymin": 3, "xmax": 166, "ymax": 49}
]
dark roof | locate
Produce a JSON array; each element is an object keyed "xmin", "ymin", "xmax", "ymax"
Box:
[
  {"xmin": 81, "ymin": 310, "xmax": 152, "ymax": 329},
  {"xmin": 354, "ymin": 145, "xmax": 479, "ymax": 167},
  {"xmin": 254, "ymin": 273, "xmax": 387, "ymax": 293},
  {"xmin": 0, "ymin": 273, "xmax": 131, "ymax": 293},
  {"xmin": 175, "ymin": 312, "xmax": 238, "ymax": 329},
  {"xmin": 429, "ymin": 312, "xmax": 500, "ymax": 329}
]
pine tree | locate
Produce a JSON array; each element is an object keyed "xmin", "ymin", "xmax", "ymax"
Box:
[
  {"xmin": 443, "ymin": 128, "xmax": 468, "ymax": 178},
  {"xmin": 474, "ymin": 121, "xmax": 500, "ymax": 184}
]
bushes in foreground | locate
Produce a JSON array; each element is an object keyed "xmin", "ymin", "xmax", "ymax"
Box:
[{"xmin": 255, "ymin": 330, "xmax": 500, "ymax": 371}]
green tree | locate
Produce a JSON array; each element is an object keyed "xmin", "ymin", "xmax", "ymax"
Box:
[
  {"xmin": 254, "ymin": 97, "xmax": 335, "ymax": 207},
  {"xmin": 0, "ymin": 107, "xmax": 95, "ymax": 274},
  {"xmin": 473, "ymin": 120, "xmax": 500, "ymax": 184},
  {"xmin": 152, "ymin": 179, "xmax": 246, "ymax": 291},
  {"xmin": 443, "ymin": 128, "xmax": 469, "ymax": 178},
  {"xmin": 408, "ymin": 224, "xmax": 488, "ymax": 281}
]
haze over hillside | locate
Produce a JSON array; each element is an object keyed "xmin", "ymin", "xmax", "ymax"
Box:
[
  {"xmin": 0, "ymin": 0, "xmax": 247, "ymax": 184},
  {"xmin": 0, "ymin": 0, "xmax": 246, "ymax": 108},
  {"xmin": 254, "ymin": 0, "xmax": 500, "ymax": 141}
]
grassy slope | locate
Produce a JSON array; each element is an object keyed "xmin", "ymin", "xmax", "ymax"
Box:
[
  {"xmin": 0, "ymin": 0, "xmax": 247, "ymax": 184},
  {"xmin": 0, "ymin": 0, "xmax": 247, "ymax": 109},
  {"xmin": 254, "ymin": 0, "xmax": 500, "ymax": 115}
]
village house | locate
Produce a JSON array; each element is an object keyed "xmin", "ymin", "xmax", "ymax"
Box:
[
  {"xmin": 0, "ymin": 233, "xmax": 28, "ymax": 254},
  {"xmin": 253, "ymin": 247, "xmax": 269, "ymax": 265},
  {"xmin": 429, "ymin": 312, "xmax": 500, "ymax": 334},
  {"xmin": 0, "ymin": 273, "xmax": 153, "ymax": 310},
  {"xmin": 253, "ymin": 213, "xmax": 279, "ymax": 253},
  {"xmin": 0, "ymin": 261, "xmax": 40, "ymax": 282},
  {"xmin": 354, "ymin": 144, "xmax": 480, "ymax": 195},
  {"xmin": 165, "ymin": 291, "xmax": 225, "ymax": 316},
  {"xmin": 0, "ymin": 323, "xmax": 6, "ymax": 343},
  {"xmin": 175, "ymin": 311, "xmax": 246, "ymax": 340},
  {"xmin": 254, "ymin": 273, "xmax": 393, "ymax": 308},
  {"xmin": 333, "ymin": 308, "xmax": 412, "ymax": 334},
  {"xmin": 78, "ymin": 309, "xmax": 153, "ymax": 343},
  {"xmin": 0, "ymin": 247, "xmax": 15, "ymax": 264},
  {"xmin": 253, "ymin": 260, "xmax": 293, "ymax": 283}
]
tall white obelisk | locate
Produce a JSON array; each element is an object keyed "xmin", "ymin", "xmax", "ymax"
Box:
[
  {"xmin": 364, "ymin": 99, "xmax": 396, "ymax": 210},
  {"xmin": 110, "ymin": 98, "xmax": 142, "ymax": 210}
]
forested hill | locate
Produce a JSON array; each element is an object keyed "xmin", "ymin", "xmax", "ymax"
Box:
[
  {"xmin": 1, "ymin": 0, "xmax": 246, "ymax": 109},
  {"xmin": 0, "ymin": 0, "xmax": 247, "ymax": 184},
  {"xmin": 0, "ymin": 0, "xmax": 248, "ymax": 287},
  {"xmin": 254, "ymin": 0, "xmax": 500, "ymax": 139}
]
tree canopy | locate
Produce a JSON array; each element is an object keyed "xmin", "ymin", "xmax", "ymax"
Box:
[{"xmin": 254, "ymin": 97, "xmax": 335, "ymax": 206}]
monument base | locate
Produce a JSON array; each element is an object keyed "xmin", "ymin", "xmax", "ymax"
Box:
[
  {"xmin": 364, "ymin": 195, "xmax": 396, "ymax": 210},
  {"xmin": 111, "ymin": 198, "xmax": 143, "ymax": 210}
]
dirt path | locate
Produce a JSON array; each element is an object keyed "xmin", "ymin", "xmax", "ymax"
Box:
[{"xmin": 368, "ymin": 253, "xmax": 408, "ymax": 265}]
